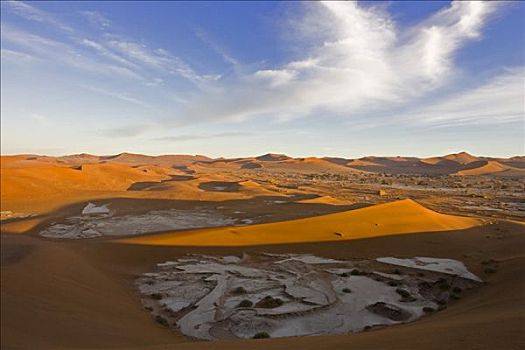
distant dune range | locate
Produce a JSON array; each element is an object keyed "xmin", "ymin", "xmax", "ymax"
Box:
[{"xmin": 1, "ymin": 151, "xmax": 523, "ymax": 214}]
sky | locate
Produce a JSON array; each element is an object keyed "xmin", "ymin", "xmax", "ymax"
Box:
[{"xmin": 1, "ymin": 0, "xmax": 524, "ymax": 158}]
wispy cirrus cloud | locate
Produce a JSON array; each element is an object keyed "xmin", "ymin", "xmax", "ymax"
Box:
[
  {"xmin": 0, "ymin": 24, "xmax": 144, "ymax": 80},
  {"xmin": 80, "ymin": 85, "xmax": 153, "ymax": 109},
  {"xmin": 101, "ymin": 124, "xmax": 155, "ymax": 138},
  {"xmin": 0, "ymin": 48, "xmax": 39, "ymax": 63},
  {"xmin": 2, "ymin": 2, "xmax": 216, "ymax": 87},
  {"xmin": 81, "ymin": 11, "xmax": 111, "ymax": 30},
  {"xmin": 401, "ymin": 67, "xmax": 525, "ymax": 128},
  {"xmin": 156, "ymin": 131, "xmax": 252, "ymax": 142},
  {"xmin": 1, "ymin": 0, "xmax": 74, "ymax": 32}
]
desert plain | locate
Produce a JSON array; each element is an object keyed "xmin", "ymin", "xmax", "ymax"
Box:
[{"xmin": 1, "ymin": 151, "xmax": 524, "ymax": 349}]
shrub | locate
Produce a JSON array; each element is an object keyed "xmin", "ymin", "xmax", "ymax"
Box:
[
  {"xmin": 451, "ymin": 294, "xmax": 461, "ymax": 300},
  {"xmin": 350, "ymin": 269, "xmax": 362, "ymax": 276},
  {"xmin": 398, "ymin": 295, "xmax": 417, "ymax": 302},
  {"xmin": 155, "ymin": 315, "xmax": 169, "ymax": 327},
  {"xmin": 392, "ymin": 268, "xmax": 401, "ymax": 275},
  {"xmin": 232, "ymin": 286, "xmax": 247, "ymax": 295},
  {"xmin": 237, "ymin": 299, "xmax": 253, "ymax": 308},
  {"xmin": 437, "ymin": 280, "xmax": 451, "ymax": 291},
  {"xmin": 452, "ymin": 287, "xmax": 462, "ymax": 294},
  {"xmin": 396, "ymin": 289, "xmax": 411, "ymax": 298},
  {"xmin": 387, "ymin": 281, "xmax": 399, "ymax": 287},
  {"xmin": 422, "ymin": 307, "xmax": 435, "ymax": 313},
  {"xmin": 255, "ymin": 296, "xmax": 283, "ymax": 309},
  {"xmin": 151, "ymin": 293, "xmax": 163, "ymax": 300},
  {"xmin": 484, "ymin": 267, "xmax": 497, "ymax": 274},
  {"xmin": 482, "ymin": 259, "xmax": 496, "ymax": 265},
  {"xmin": 342, "ymin": 288, "xmax": 352, "ymax": 293},
  {"xmin": 253, "ymin": 332, "xmax": 270, "ymax": 339}
]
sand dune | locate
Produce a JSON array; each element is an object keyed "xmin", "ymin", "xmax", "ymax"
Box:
[
  {"xmin": 120, "ymin": 199, "xmax": 481, "ymax": 246},
  {"xmin": 455, "ymin": 160, "xmax": 525, "ymax": 177},
  {"xmin": 297, "ymin": 195, "xmax": 352, "ymax": 205},
  {"xmin": 442, "ymin": 152, "xmax": 480, "ymax": 164}
]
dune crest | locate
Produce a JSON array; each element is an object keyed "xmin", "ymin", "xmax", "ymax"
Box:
[{"xmin": 120, "ymin": 199, "xmax": 481, "ymax": 246}]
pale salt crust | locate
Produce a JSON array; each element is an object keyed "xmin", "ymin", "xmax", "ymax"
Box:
[
  {"xmin": 40, "ymin": 207, "xmax": 237, "ymax": 239},
  {"xmin": 136, "ymin": 254, "xmax": 481, "ymax": 340},
  {"xmin": 376, "ymin": 257, "xmax": 482, "ymax": 282}
]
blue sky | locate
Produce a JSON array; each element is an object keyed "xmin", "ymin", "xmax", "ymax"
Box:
[{"xmin": 1, "ymin": 1, "xmax": 523, "ymax": 158}]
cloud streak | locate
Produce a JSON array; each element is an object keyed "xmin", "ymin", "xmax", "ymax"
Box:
[
  {"xmin": 156, "ymin": 132, "xmax": 252, "ymax": 142},
  {"xmin": 401, "ymin": 67, "xmax": 525, "ymax": 128}
]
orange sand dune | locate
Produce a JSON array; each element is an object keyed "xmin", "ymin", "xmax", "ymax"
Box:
[
  {"xmin": 1, "ymin": 162, "xmax": 171, "ymax": 199},
  {"xmin": 0, "ymin": 162, "xmax": 175, "ymax": 213},
  {"xmin": 297, "ymin": 195, "xmax": 352, "ymax": 205},
  {"xmin": 442, "ymin": 152, "xmax": 480, "ymax": 164},
  {"xmin": 455, "ymin": 160, "xmax": 525, "ymax": 176},
  {"xmin": 259, "ymin": 157, "xmax": 359, "ymax": 173},
  {"xmin": 121, "ymin": 199, "xmax": 481, "ymax": 246}
]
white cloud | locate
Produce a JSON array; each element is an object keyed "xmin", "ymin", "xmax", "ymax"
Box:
[
  {"xmin": 254, "ymin": 69, "xmax": 297, "ymax": 87},
  {"xmin": 2, "ymin": 1, "xmax": 74, "ymax": 32},
  {"xmin": 30, "ymin": 113, "xmax": 47, "ymax": 123},
  {"xmin": 180, "ymin": 1, "xmax": 501, "ymax": 125},
  {"xmin": 106, "ymin": 39, "xmax": 216, "ymax": 84},
  {"xmin": 81, "ymin": 11, "xmax": 111, "ymax": 29},
  {"xmin": 1, "ymin": 24, "xmax": 143, "ymax": 80},
  {"xmin": 80, "ymin": 85, "xmax": 153, "ymax": 109},
  {"xmin": 0, "ymin": 48, "xmax": 39, "ymax": 63},
  {"xmin": 400, "ymin": 68, "xmax": 525, "ymax": 127}
]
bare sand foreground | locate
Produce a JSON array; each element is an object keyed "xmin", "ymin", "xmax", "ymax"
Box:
[{"xmin": 1, "ymin": 153, "xmax": 524, "ymax": 349}]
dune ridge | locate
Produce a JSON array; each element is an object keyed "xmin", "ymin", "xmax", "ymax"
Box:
[{"xmin": 120, "ymin": 199, "xmax": 481, "ymax": 246}]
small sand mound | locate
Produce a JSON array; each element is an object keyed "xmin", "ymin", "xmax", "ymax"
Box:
[{"xmin": 297, "ymin": 195, "xmax": 352, "ymax": 205}]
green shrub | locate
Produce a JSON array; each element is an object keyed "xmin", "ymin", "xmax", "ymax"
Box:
[
  {"xmin": 484, "ymin": 267, "xmax": 497, "ymax": 274},
  {"xmin": 151, "ymin": 293, "xmax": 163, "ymax": 300},
  {"xmin": 232, "ymin": 286, "xmax": 247, "ymax": 295},
  {"xmin": 255, "ymin": 296, "xmax": 283, "ymax": 308},
  {"xmin": 342, "ymin": 288, "xmax": 352, "ymax": 293},
  {"xmin": 396, "ymin": 289, "xmax": 411, "ymax": 298},
  {"xmin": 452, "ymin": 287, "xmax": 462, "ymax": 294},
  {"xmin": 237, "ymin": 299, "xmax": 253, "ymax": 308},
  {"xmin": 253, "ymin": 332, "xmax": 270, "ymax": 339},
  {"xmin": 482, "ymin": 259, "xmax": 496, "ymax": 265},
  {"xmin": 387, "ymin": 281, "xmax": 399, "ymax": 287},
  {"xmin": 155, "ymin": 315, "xmax": 169, "ymax": 327}
]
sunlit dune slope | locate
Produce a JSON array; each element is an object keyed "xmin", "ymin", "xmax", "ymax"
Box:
[
  {"xmin": 0, "ymin": 162, "xmax": 174, "ymax": 213},
  {"xmin": 455, "ymin": 160, "xmax": 525, "ymax": 176},
  {"xmin": 1, "ymin": 162, "xmax": 171, "ymax": 199},
  {"xmin": 297, "ymin": 195, "xmax": 352, "ymax": 205},
  {"xmin": 121, "ymin": 199, "xmax": 481, "ymax": 246}
]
